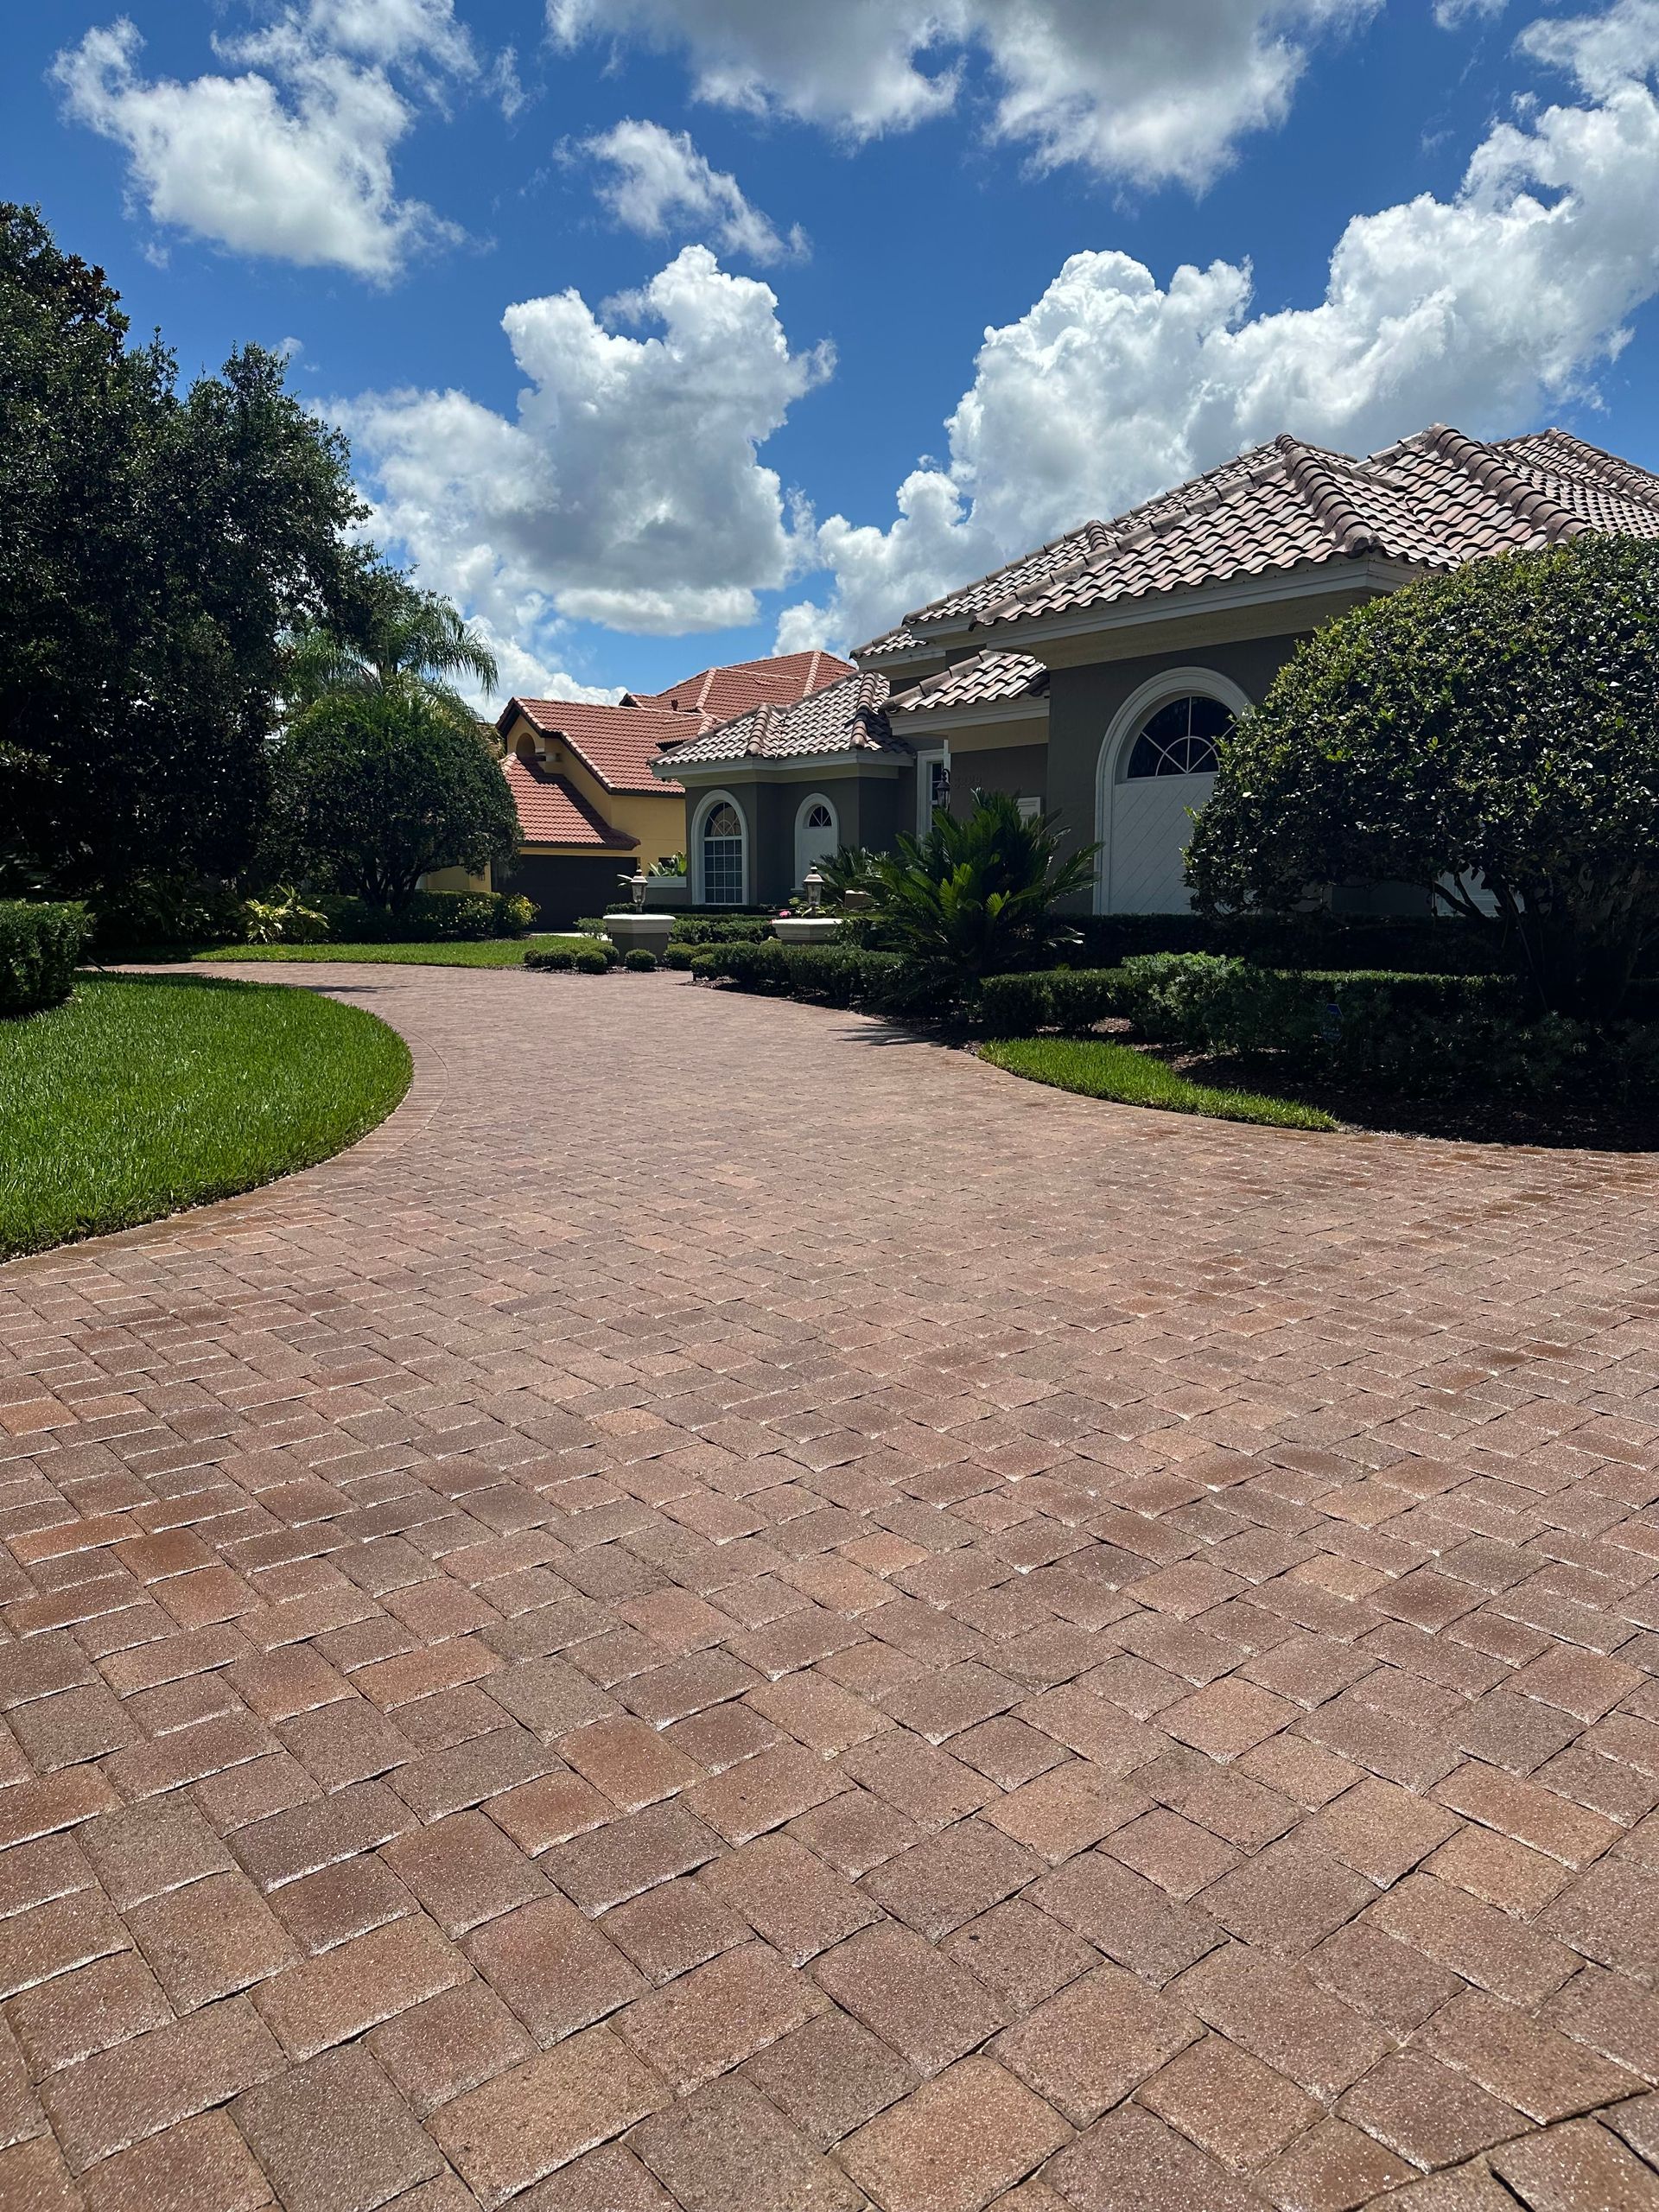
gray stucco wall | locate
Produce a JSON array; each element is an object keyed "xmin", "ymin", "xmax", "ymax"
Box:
[
  {"xmin": 682, "ymin": 772, "xmax": 906, "ymax": 908},
  {"xmin": 1045, "ymin": 634, "xmax": 1303, "ymax": 909}
]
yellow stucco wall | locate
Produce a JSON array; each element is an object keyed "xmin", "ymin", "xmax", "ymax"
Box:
[{"xmin": 501, "ymin": 709, "xmax": 683, "ymax": 869}]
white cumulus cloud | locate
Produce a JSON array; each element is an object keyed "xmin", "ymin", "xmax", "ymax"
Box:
[
  {"xmin": 582, "ymin": 118, "xmax": 804, "ymax": 262},
  {"xmin": 550, "ymin": 0, "xmax": 1377, "ymax": 191},
  {"xmin": 338, "ymin": 244, "xmax": 831, "ymax": 645},
  {"xmin": 779, "ymin": 0, "xmax": 1659, "ymax": 652},
  {"xmin": 52, "ymin": 3, "xmax": 474, "ymax": 278}
]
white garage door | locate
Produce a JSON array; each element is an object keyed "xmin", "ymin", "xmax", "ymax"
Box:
[
  {"xmin": 1108, "ymin": 772, "xmax": 1215, "ymax": 912},
  {"xmin": 1104, "ymin": 691, "xmax": 1232, "ymax": 913}
]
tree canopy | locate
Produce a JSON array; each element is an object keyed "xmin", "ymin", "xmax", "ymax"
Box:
[
  {"xmin": 0, "ymin": 203, "xmax": 365, "ymax": 899},
  {"xmin": 1185, "ymin": 536, "xmax": 1659, "ymax": 1014},
  {"xmin": 284, "ymin": 568, "xmax": 499, "ymax": 735},
  {"xmin": 265, "ymin": 683, "xmax": 518, "ymax": 912}
]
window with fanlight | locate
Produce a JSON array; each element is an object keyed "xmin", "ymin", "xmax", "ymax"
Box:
[
  {"xmin": 1124, "ymin": 694, "xmax": 1234, "ymax": 779},
  {"xmin": 701, "ymin": 801, "xmax": 745, "ymax": 905},
  {"xmin": 804, "ymin": 802, "xmax": 833, "ymax": 834}
]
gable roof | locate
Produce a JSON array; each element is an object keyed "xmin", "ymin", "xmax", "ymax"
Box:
[
  {"xmin": 857, "ymin": 425, "xmax": 1659, "ymax": 658},
  {"xmin": 652, "ymin": 670, "xmax": 907, "ymax": 772},
  {"xmin": 627, "ymin": 649, "xmax": 855, "ymax": 726},
  {"xmin": 501, "ymin": 698, "xmax": 686, "ymax": 796},
  {"xmin": 502, "ymin": 754, "xmax": 639, "ymax": 849}
]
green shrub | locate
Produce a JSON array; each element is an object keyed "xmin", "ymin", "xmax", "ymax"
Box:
[
  {"xmin": 312, "ymin": 890, "xmax": 535, "ymax": 943},
  {"xmin": 0, "ymin": 902, "xmax": 91, "ymax": 1015},
  {"xmin": 979, "ymin": 969, "xmax": 1127, "ymax": 1036},
  {"xmin": 1109, "ymin": 954, "xmax": 1580, "ymax": 1099},
  {"xmin": 524, "ymin": 945, "xmax": 576, "ymax": 971},
  {"xmin": 624, "ymin": 948, "xmax": 658, "ymax": 972},
  {"xmin": 664, "ymin": 944, "xmax": 696, "ymax": 971},
  {"xmin": 689, "ymin": 940, "xmax": 908, "ymax": 1010},
  {"xmin": 664, "ymin": 914, "xmax": 781, "ymax": 944},
  {"xmin": 241, "ymin": 888, "xmax": 328, "ymax": 944},
  {"xmin": 573, "ymin": 944, "xmax": 610, "ymax": 975},
  {"xmin": 1067, "ymin": 912, "xmax": 1506, "ymax": 977},
  {"xmin": 92, "ymin": 874, "xmax": 248, "ymax": 950}
]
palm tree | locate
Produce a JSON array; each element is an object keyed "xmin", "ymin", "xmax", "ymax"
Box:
[{"xmin": 284, "ymin": 567, "xmax": 498, "ymax": 736}]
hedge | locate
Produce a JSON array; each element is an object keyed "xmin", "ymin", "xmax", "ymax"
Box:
[
  {"xmin": 314, "ymin": 890, "xmax": 536, "ymax": 942},
  {"xmin": 526, "ymin": 938, "xmax": 621, "ymax": 971},
  {"xmin": 980, "ymin": 969, "xmax": 1127, "ymax": 1037},
  {"xmin": 1110, "ymin": 953, "xmax": 1626, "ymax": 1101},
  {"xmin": 1067, "ymin": 911, "xmax": 1522, "ymax": 977},
  {"xmin": 688, "ymin": 940, "xmax": 909, "ymax": 1009},
  {"xmin": 575, "ymin": 910, "xmax": 775, "ymax": 941},
  {"xmin": 0, "ymin": 903, "xmax": 91, "ymax": 1016}
]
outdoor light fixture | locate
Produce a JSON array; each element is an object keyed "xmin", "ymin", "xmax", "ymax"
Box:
[{"xmin": 804, "ymin": 869, "xmax": 824, "ymax": 912}]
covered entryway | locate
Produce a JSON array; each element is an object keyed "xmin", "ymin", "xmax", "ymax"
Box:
[{"xmin": 1097, "ymin": 672, "xmax": 1251, "ymax": 913}]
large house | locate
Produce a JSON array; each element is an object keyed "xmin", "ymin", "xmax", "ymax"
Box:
[
  {"xmin": 484, "ymin": 651, "xmax": 852, "ymax": 923},
  {"xmin": 655, "ymin": 425, "xmax": 1659, "ymax": 913}
]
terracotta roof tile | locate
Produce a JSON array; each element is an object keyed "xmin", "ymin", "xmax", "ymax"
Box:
[
  {"xmin": 855, "ymin": 425, "xmax": 1659, "ymax": 657},
  {"xmin": 652, "ymin": 671, "xmax": 907, "ymax": 772},
  {"xmin": 887, "ymin": 652, "xmax": 1048, "ymax": 716},
  {"xmin": 502, "ymin": 700, "xmax": 687, "ymax": 795},
  {"xmin": 628, "ymin": 650, "xmax": 855, "ymax": 726},
  {"xmin": 503, "ymin": 757, "xmax": 639, "ymax": 849}
]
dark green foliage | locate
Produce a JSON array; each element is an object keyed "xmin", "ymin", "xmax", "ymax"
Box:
[
  {"xmin": 1111, "ymin": 953, "xmax": 1596, "ymax": 1100},
  {"xmin": 663, "ymin": 944, "xmax": 696, "ymax": 970},
  {"xmin": 864, "ymin": 791, "xmax": 1099, "ymax": 996},
  {"xmin": 978, "ymin": 969, "xmax": 1128, "ymax": 1037},
  {"xmin": 624, "ymin": 948, "xmax": 658, "ymax": 971},
  {"xmin": 0, "ymin": 901, "xmax": 89, "ymax": 1014},
  {"xmin": 572, "ymin": 944, "xmax": 610, "ymax": 975},
  {"xmin": 982, "ymin": 1038, "xmax": 1336, "ymax": 1131},
  {"xmin": 92, "ymin": 875, "xmax": 249, "ymax": 950},
  {"xmin": 284, "ymin": 567, "xmax": 498, "ymax": 740},
  {"xmin": 1185, "ymin": 537, "xmax": 1659, "ymax": 1014},
  {"xmin": 1068, "ymin": 912, "xmax": 1505, "ymax": 976},
  {"xmin": 659, "ymin": 914, "xmax": 781, "ymax": 944},
  {"xmin": 688, "ymin": 940, "xmax": 907, "ymax": 1009},
  {"xmin": 1, "ymin": 205, "xmax": 365, "ymax": 900},
  {"xmin": 265, "ymin": 686, "xmax": 518, "ymax": 912},
  {"xmin": 525, "ymin": 945, "xmax": 577, "ymax": 970},
  {"xmin": 2, "ymin": 975, "xmax": 410, "ymax": 1257},
  {"xmin": 312, "ymin": 891, "xmax": 535, "ymax": 943}
]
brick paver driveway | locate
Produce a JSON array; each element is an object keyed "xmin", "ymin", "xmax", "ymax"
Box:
[{"xmin": 3, "ymin": 963, "xmax": 1659, "ymax": 2211}]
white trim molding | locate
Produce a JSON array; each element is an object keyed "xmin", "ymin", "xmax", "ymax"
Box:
[
  {"xmin": 916, "ymin": 748, "xmax": 949, "ymax": 835},
  {"xmin": 690, "ymin": 787, "xmax": 748, "ymax": 907},
  {"xmin": 1094, "ymin": 666, "xmax": 1254, "ymax": 915}
]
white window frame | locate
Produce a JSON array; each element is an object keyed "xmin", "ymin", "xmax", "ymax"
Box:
[
  {"xmin": 793, "ymin": 791, "xmax": 840, "ymax": 887},
  {"xmin": 691, "ymin": 787, "xmax": 748, "ymax": 907},
  {"xmin": 917, "ymin": 749, "xmax": 949, "ymax": 834},
  {"xmin": 1094, "ymin": 667, "xmax": 1253, "ymax": 915}
]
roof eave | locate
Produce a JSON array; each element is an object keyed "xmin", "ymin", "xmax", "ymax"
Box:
[{"xmin": 888, "ymin": 693, "xmax": 1050, "ymax": 732}]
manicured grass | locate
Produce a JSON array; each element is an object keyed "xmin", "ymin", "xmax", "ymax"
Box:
[
  {"xmin": 981, "ymin": 1035, "xmax": 1337, "ymax": 1131},
  {"xmin": 1, "ymin": 975, "xmax": 412, "ymax": 1260},
  {"xmin": 184, "ymin": 933, "xmax": 588, "ymax": 968}
]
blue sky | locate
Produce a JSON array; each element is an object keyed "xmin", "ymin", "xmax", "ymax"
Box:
[{"xmin": 8, "ymin": 1, "xmax": 1659, "ymax": 702}]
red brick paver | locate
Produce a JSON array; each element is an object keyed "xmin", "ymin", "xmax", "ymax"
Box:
[{"xmin": 3, "ymin": 962, "xmax": 1659, "ymax": 2209}]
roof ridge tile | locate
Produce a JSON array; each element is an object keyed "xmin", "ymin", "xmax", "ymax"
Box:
[
  {"xmin": 1274, "ymin": 432, "xmax": 1385, "ymax": 556},
  {"xmin": 1424, "ymin": 424, "xmax": 1589, "ymax": 543}
]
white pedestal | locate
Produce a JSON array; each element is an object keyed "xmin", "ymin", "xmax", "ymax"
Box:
[
  {"xmin": 644, "ymin": 877, "xmax": 690, "ymax": 906},
  {"xmin": 604, "ymin": 912, "xmax": 676, "ymax": 957},
  {"xmin": 771, "ymin": 916, "xmax": 844, "ymax": 944}
]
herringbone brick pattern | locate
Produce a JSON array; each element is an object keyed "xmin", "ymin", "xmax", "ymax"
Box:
[{"xmin": 3, "ymin": 963, "xmax": 1658, "ymax": 2211}]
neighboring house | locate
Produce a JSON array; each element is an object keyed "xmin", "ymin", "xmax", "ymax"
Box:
[
  {"xmin": 489, "ymin": 651, "xmax": 852, "ymax": 924},
  {"xmin": 658, "ymin": 425, "xmax": 1659, "ymax": 913}
]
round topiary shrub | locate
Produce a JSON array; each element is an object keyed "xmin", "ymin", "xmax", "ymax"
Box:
[
  {"xmin": 572, "ymin": 944, "xmax": 609, "ymax": 975},
  {"xmin": 624, "ymin": 948, "xmax": 658, "ymax": 972},
  {"xmin": 524, "ymin": 946, "xmax": 575, "ymax": 970}
]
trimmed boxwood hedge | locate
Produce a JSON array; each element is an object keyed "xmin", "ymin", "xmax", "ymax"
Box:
[
  {"xmin": 1, "ymin": 903, "xmax": 91, "ymax": 1016},
  {"xmin": 689, "ymin": 940, "xmax": 908, "ymax": 1009},
  {"xmin": 1068, "ymin": 912, "xmax": 1519, "ymax": 977},
  {"xmin": 980, "ymin": 969, "xmax": 1128, "ymax": 1037}
]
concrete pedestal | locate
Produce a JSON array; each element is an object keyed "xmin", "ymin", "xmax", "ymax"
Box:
[
  {"xmin": 771, "ymin": 916, "xmax": 844, "ymax": 944},
  {"xmin": 604, "ymin": 912, "xmax": 675, "ymax": 957}
]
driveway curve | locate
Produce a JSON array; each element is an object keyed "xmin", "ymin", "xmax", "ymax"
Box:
[{"xmin": 2, "ymin": 963, "xmax": 1658, "ymax": 2211}]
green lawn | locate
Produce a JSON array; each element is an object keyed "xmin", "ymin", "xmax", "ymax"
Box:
[
  {"xmin": 982, "ymin": 1036, "xmax": 1337, "ymax": 1132},
  {"xmin": 1, "ymin": 975, "xmax": 412, "ymax": 1260},
  {"xmin": 182, "ymin": 933, "xmax": 588, "ymax": 968}
]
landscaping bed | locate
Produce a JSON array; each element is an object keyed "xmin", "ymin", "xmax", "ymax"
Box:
[
  {"xmin": 1, "ymin": 975, "xmax": 411, "ymax": 1259},
  {"xmin": 183, "ymin": 934, "xmax": 588, "ymax": 969}
]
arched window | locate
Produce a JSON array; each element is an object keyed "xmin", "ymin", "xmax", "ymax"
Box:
[
  {"xmin": 805, "ymin": 802, "xmax": 833, "ymax": 832},
  {"xmin": 1124, "ymin": 693, "xmax": 1234, "ymax": 779},
  {"xmin": 701, "ymin": 800, "xmax": 745, "ymax": 905}
]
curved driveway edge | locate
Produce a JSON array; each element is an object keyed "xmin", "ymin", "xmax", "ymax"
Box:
[{"xmin": 1, "ymin": 963, "xmax": 1657, "ymax": 2210}]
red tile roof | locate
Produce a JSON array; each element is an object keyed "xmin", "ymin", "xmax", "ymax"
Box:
[
  {"xmin": 857, "ymin": 425, "xmax": 1659, "ymax": 657},
  {"xmin": 887, "ymin": 651, "xmax": 1048, "ymax": 716},
  {"xmin": 502, "ymin": 699, "xmax": 687, "ymax": 796},
  {"xmin": 502, "ymin": 756, "xmax": 639, "ymax": 849},
  {"xmin": 628, "ymin": 649, "xmax": 855, "ymax": 727},
  {"xmin": 652, "ymin": 671, "xmax": 906, "ymax": 771}
]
